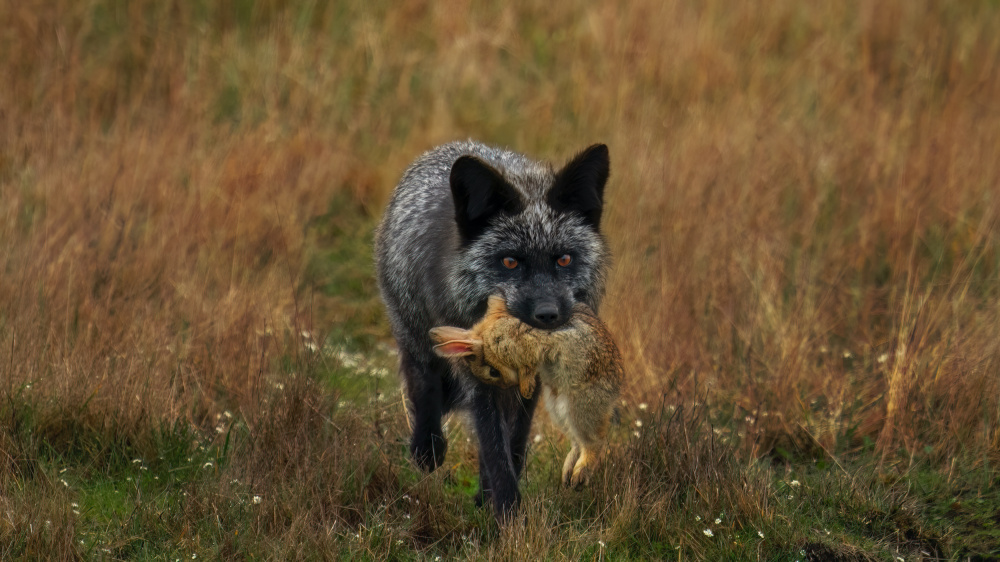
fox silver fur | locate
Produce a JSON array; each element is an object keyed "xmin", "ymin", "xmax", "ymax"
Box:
[{"xmin": 374, "ymin": 140, "xmax": 611, "ymax": 520}]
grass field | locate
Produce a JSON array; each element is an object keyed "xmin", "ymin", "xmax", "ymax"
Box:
[{"xmin": 2, "ymin": 1, "xmax": 1000, "ymax": 559}]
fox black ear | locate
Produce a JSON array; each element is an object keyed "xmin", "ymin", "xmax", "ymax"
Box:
[
  {"xmin": 548, "ymin": 144, "xmax": 610, "ymax": 230},
  {"xmin": 450, "ymin": 156, "xmax": 524, "ymax": 242}
]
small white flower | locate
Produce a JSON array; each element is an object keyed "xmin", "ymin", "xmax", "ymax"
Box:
[
  {"xmin": 695, "ymin": 515, "xmax": 701, "ymax": 521},
  {"xmin": 533, "ymin": 434, "xmax": 542, "ymax": 443},
  {"xmin": 843, "ymin": 350, "xmax": 853, "ymax": 359},
  {"xmin": 703, "ymin": 528, "xmax": 713, "ymax": 537},
  {"xmin": 758, "ymin": 530, "xmax": 765, "ymax": 538},
  {"xmin": 132, "ymin": 458, "xmax": 142, "ymax": 464},
  {"xmin": 877, "ymin": 353, "xmax": 889, "ymax": 364},
  {"xmin": 252, "ymin": 496, "xmax": 262, "ymax": 504},
  {"xmin": 203, "ymin": 462, "xmax": 214, "ymax": 469},
  {"xmin": 790, "ymin": 480, "xmax": 800, "ymax": 487},
  {"xmin": 274, "ymin": 382, "xmax": 285, "ymax": 391},
  {"xmin": 60, "ymin": 479, "xmax": 69, "ymax": 487},
  {"xmin": 224, "ymin": 411, "xmax": 233, "ymax": 419},
  {"xmin": 632, "ymin": 431, "xmax": 640, "ymax": 438},
  {"xmin": 638, "ymin": 403, "xmax": 648, "ymax": 411},
  {"xmin": 635, "ymin": 420, "xmax": 643, "ymax": 428},
  {"xmin": 714, "ymin": 518, "xmax": 721, "ymax": 524},
  {"xmin": 598, "ymin": 540, "xmax": 606, "ymax": 548},
  {"xmin": 71, "ymin": 503, "xmax": 79, "ymax": 508},
  {"xmin": 305, "ymin": 342, "xmax": 318, "ymax": 352}
]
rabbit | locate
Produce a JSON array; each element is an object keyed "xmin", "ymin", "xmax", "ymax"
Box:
[{"xmin": 430, "ymin": 294, "xmax": 623, "ymax": 488}]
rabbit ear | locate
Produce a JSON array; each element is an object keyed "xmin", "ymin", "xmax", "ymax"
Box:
[
  {"xmin": 432, "ymin": 339, "xmax": 479, "ymax": 357},
  {"xmin": 430, "ymin": 326, "xmax": 483, "ymax": 358},
  {"xmin": 430, "ymin": 326, "xmax": 471, "ymax": 344}
]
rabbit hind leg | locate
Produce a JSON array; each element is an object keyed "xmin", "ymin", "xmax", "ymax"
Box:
[{"xmin": 561, "ymin": 444, "xmax": 581, "ymax": 487}]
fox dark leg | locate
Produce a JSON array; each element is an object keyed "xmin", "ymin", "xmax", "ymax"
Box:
[
  {"xmin": 472, "ymin": 384, "xmax": 540, "ymax": 521},
  {"xmin": 509, "ymin": 377, "xmax": 540, "ymax": 479},
  {"xmin": 472, "ymin": 387, "xmax": 520, "ymax": 521},
  {"xmin": 474, "ymin": 448, "xmax": 492, "ymax": 508},
  {"xmin": 401, "ymin": 351, "xmax": 448, "ymax": 472},
  {"xmin": 473, "ymin": 384, "xmax": 539, "ymax": 509}
]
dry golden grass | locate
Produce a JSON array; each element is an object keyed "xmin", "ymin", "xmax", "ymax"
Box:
[{"xmin": 2, "ymin": 0, "xmax": 1000, "ymax": 558}]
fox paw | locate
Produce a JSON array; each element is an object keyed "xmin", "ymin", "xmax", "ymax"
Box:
[{"xmin": 411, "ymin": 432, "xmax": 447, "ymax": 472}]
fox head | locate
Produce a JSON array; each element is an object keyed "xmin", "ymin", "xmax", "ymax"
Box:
[{"xmin": 448, "ymin": 144, "xmax": 611, "ymax": 330}]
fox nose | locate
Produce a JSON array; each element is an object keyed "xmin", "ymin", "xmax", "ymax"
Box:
[{"xmin": 532, "ymin": 303, "xmax": 560, "ymax": 327}]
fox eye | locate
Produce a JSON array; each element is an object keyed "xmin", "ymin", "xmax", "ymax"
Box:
[
  {"xmin": 556, "ymin": 254, "xmax": 572, "ymax": 267},
  {"xmin": 502, "ymin": 257, "xmax": 518, "ymax": 269}
]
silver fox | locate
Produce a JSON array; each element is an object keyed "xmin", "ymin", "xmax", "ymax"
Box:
[
  {"xmin": 375, "ymin": 140, "xmax": 611, "ymax": 519},
  {"xmin": 430, "ymin": 295, "xmax": 623, "ymax": 488}
]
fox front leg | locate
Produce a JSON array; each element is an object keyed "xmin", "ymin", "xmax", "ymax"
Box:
[{"xmin": 400, "ymin": 351, "xmax": 448, "ymax": 472}]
